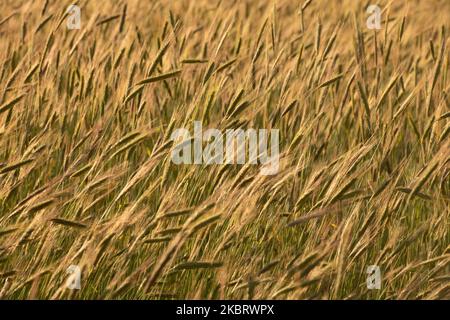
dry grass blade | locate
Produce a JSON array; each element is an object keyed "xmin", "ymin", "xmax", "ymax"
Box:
[
  {"xmin": 50, "ymin": 218, "xmax": 87, "ymax": 229},
  {"xmin": 0, "ymin": 94, "xmax": 26, "ymax": 114},
  {"xmin": 135, "ymin": 70, "xmax": 181, "ymax": 86}
]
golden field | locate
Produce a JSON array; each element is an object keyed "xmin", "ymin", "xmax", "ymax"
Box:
[{"xmin": 0, "ymin": 0, "xmax": 449, "ymax": 299}]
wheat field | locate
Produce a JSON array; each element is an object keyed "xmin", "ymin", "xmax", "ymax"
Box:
[{"xmin": 0, "ymin": 0, "xmax": 449, "ymax": 300}]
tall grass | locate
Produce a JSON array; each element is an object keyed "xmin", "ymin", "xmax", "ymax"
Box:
[{"xmin": 0, "ymin": 0, "xmax": 449, "ymax": 299}]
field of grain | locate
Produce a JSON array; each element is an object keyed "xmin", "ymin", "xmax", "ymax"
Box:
[{"xmin": 0, "ymin": 0, "xmax": 449, "ymax": 299}]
